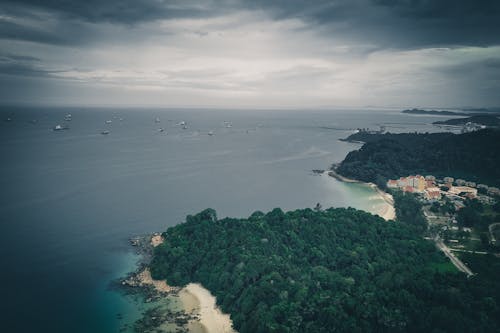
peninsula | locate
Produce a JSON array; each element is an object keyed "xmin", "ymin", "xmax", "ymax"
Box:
[
  {"xmin": 336, "ymin": 129, "xmax": 500, "ymax": 187},
  {"xmin": 147, "ymin": 207, "xmax": 500, "ymax": 332}
]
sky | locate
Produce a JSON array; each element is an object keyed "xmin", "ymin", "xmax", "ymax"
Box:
[{"xmin": 1, "ymin": 0, "xmax": 500, "ymax": 109}]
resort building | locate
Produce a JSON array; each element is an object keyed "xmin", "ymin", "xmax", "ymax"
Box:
[
  {"xmin": 387, "ymin": 175, "xmax": 426, "ymax": 193},
  {"xmin": 443, "ymin": 177, "xmax": 454, "ymax": 184},
  {"xmin": 424, "ymin": 187, "xmax": 441, "ymax": 200},
  {"xmin": 477, "ymin": 184, "xmax": 489, "ymax": 191},
  {"xmin": 488, "ymin": 187, "xmax": 500, "ymax": 196},
  {"xmin": 387, "ymin": 180, "xmax": 398, "ymax": 189},
  {"xmin": 448, "ymin": 186, "xmax": 478, "ymax": 198}
]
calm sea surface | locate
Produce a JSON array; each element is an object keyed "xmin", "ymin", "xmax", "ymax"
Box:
[{"xmin": 0, "ymin": 107, "xmax": 456, "ymax": 332}]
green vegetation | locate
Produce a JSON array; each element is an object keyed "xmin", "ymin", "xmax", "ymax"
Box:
[
  {"xmin": 401, "ymin": 108, "xmax": 500, "ymax": 116},
  {"xmin": 456, "ymin": 253, "xmax": 500, "ymax": 312},
  {"xmin": 336, "ymin": 129, "xmax": 500, "ymax": 186},
  {"xmin": 433, "ymin": 115, "xmax": 500, "ymax": 127},
  {"xmin": 428, "ymin": 261, "xmax": 458, "ymax": 274},
  {"xmin": 150, "ymin": 208, "xmax": 500, "ymax": 332},
  {"xmin": 392, "ymin": 191, "xmax": 427, "ymax": 234},
  {"xmin": 401, "ymin": 108, "xmax": 464, "ymax": 116}
]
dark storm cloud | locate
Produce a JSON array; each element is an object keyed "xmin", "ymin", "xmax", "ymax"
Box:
[
  {"xmin": 1, "ymin": 0, "xmax": 220, "ymax": 24},
  {"xmin": 0, "ymin": 0, "xmax": 499, "ymax": 107},
  {"xmin": 0, "ymin": 19, "xmax": 85, "ymax": 45},
  {"xmin": 1, "ymin": 0, "xmax": 500, "ymax": 48},
  {"xmin": 0, "ymin": 53, "xmax": 53, "ymax": 77},
  {"xmin": 246, "ymin": 0, "xmax": 500, "ymax": 48}
]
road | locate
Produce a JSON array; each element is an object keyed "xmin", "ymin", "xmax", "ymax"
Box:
[{"xmin": 434, "ymin": 237, "xmax": 474, "ymax": 277}]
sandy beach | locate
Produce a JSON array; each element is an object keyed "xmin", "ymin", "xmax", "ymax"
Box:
[
  {"xmin": 325, "ymin": 170, "xmax": 396, "ymax": 221},
  {"xmin": 182, "ymin": 283, "xmax": 237, "ymax": 333},
  {"xmin": 376, "ymin": 200, "xmax": 396, "ymax": 221},
  {"xmin": 369, "ymin": 183, "xmax": 396, "ymax": 221}
]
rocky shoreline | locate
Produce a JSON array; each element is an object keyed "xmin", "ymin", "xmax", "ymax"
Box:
[{"xmin": 114, "ymin": 234, "xmax": 200, "ymax": 333}]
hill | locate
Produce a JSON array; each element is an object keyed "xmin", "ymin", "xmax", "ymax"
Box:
[
  {"xmin": 336, "ymin": 129, "xmax": 500, "ymax": 187},
  {"xmin": 150, "ymin": 208, "xmax": 500, "ymax": 332},
  {"xmin": 433, "ymin": 115, "xmax": 500, "ymax": 127},
  {"xmin": 402, "ymin": 108, "xmax": 464, "ymax": 116}
]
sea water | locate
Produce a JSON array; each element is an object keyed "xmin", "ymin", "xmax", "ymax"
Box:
[{"xmin": 0, "ymin": 106, "xmax": 456, "ymax": 332}]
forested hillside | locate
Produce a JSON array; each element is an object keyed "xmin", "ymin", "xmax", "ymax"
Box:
[
  {"xmin": 337, "ymin": 129, "xmax": 500, "ymax": 186},
  {"xmin": 150, "ymin": 208, "xmax": 500, "ymax": 332}
]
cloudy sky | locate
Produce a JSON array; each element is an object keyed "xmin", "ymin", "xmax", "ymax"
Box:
[{"xmin": 1, "ymin": 0, "xmax": 499, "ymax": 108}]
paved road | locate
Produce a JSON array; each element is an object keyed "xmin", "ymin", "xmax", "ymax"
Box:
[{"xmin": 434, "ymin": 237, "xmax": 474, "ymax": 277}]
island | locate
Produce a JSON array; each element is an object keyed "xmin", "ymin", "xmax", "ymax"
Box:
[{"xmin": 402, "ymin": 108, "xmax": 465, "ymax": 116}]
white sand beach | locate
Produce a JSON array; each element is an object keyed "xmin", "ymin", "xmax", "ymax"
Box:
[
  {"xmin": 377, "ymin": 200, "xmax": 396, "ymax": 221},
  {"xmin": 369, "ymin": 183, "xmax": 396, "ymax": 221},
  {"xmin": 182, "ymin": 283, "xmax": 237, "ymax": 333},
  {"xmin": 324, "ymin": 171, "xmax": 396, "ymax": 221}
]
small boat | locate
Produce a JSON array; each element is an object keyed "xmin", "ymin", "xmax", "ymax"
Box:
[
  {"xmin": 53, "ymin": 124, "xmax": 68, "ymax": 131},
  {"xmin": 64, "ymin": 114, "xmax": 72, "ymax": 121},
  {"xmin": 178, "ymin": 121, "xmax": 186, "ymax": 126},
  {"xmin": 105, "ymin": 120, "xmax": 112, "ymax": 124},
  {"xmin": 208, "ymin": 131, "xmax": 214, "ymax": 136},
  {"xmin": 158, "ymin": 128, "xmax": 165, "ymax": 132},
  {"xmin": 155, "ymin": 117, "xmax": 161, "ymax": 123},
  {"xmin": 101, "ymin": 130, "xmax": 110, "ymax": 135}
]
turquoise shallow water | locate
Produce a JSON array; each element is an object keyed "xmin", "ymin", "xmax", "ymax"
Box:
[{"xmin": 0, "ymin": 107, "xmax": 447, "ymax": 332}]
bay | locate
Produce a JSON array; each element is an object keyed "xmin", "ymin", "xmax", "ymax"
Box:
[{"xmin": 0, "ymin": 106, "xmax": 454, "ymax": 332}]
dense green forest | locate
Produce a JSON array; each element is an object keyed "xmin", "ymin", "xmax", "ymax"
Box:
[
  {"xmin": 392, "ymin": 191, "xmax": 427, "ymax": 233},
  {"xmin": 433, "ymin": 115, "xmax": 500, "ymax": 127},
  {"xmin": 336, "ymin": 129, "xmax": 500, "ymax": 187},
  {"xmin": 401, "ymin": 108, "xmax": 463, "ymax": 116},
  {"xmin": 150, "ymin": 208, "xmax": 500, "ymax": 332}
]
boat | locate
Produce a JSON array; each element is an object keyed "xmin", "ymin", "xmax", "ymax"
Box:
[
  {"xmin": 178, "ymin": 121, "xmax": 186, "ymax": 126},
  {"xmin": 101, "ymin": 130, "xmax": 110, "ymax": 135},
  {"xmin": 155, "ymin": 117, "xmax": 161, "ymax": 123},
  {"xmin": 208, "ymin": 131, "xmax": 214, "ymax": 136},
  {"xmin": 53, "ymin": 124, "xmax": 68, "ymax": 131},
  {"xmin": 158, "ymin": 128, "xmax": 165, "ymax": 132},
  {"xmin": 105, "ymin": 120, "xmax": 112, "ymax": 124},
  {"xmin": 64, "ymin": 114, "xmax": 72, "ymax": 121}
]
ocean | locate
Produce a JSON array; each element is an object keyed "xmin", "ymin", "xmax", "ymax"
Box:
[{"xmin": 0, "ymin": 106, "xmax": 455, "ymax": 332}]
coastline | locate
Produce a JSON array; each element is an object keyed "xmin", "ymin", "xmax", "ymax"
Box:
[
  {"xmin": 122, "ymin": 235, "xmax": 236, "ymax": 333},
  {"xmin": 325, "ymin": 169, "xmax": 396, "ymax": 221}
]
